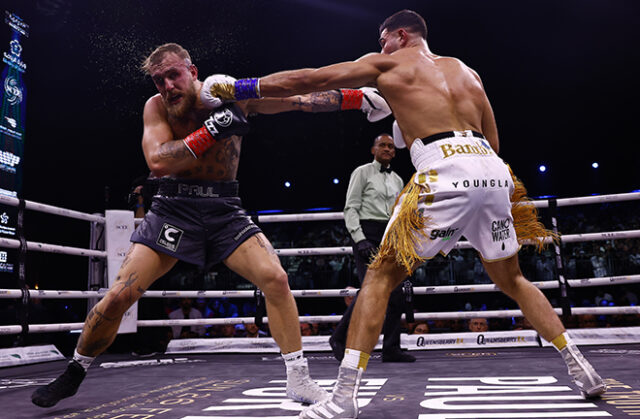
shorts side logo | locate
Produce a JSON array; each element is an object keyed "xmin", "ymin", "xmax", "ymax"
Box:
[{"xmin": 157, "ymin": 223, "xmax": 184, "ymax": 252}]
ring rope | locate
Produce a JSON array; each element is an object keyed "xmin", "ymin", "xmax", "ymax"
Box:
[
  {"xmin": 2, "ymin": 274, "xmax": 639, "ymax": 300},
  {"xmin": 256, "ymin": 192, "xmax": 640, "ymax": 223},
  {"xmin": 0, "ymin": 236, "xmax": 106, "ymax": 258},
  {"xmin": 2, "ymin": 229, "xmax": 638, "ymax": 259},
  {"xmin": 0, "ymin": 194, "xmax": 105, "ymax": 223},
  {"xmin": 1, "ymin": 305, "xmax": 638, "ymax": 335}
]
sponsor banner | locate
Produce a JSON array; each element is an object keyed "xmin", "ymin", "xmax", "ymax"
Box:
[
  {"xmin": 403, "ymin": 330, "xmax": 540, "ymax": 350},
  {"xmin": 0, "ymin": 344, "xmax": 64, "ymax": 368},
  {"xmin": 541, "ymin": 326, "xmax": 640, "ymax": 347},
  {"xmin": 166, "ymin": 327, "xmax": 640, "ymax": 354},
  {"xmin": 1, "ymin": 11, "xmax": 27, "ymax": 290},
  {"xmin": 104, "ymin": 210, "xmax": 137, "ymax": 333}
]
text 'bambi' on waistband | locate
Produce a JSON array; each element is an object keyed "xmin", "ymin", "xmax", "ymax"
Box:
[
  {"xmin": 421, "ymin": 130, "xmax": 484, "ymax": 145},
  {"xmin": 157, "ymin": 179, "xmax": 239, "ymax": 198}
]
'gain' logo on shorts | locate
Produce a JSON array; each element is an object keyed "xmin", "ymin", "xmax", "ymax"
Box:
[{"xmin": 430, "ymin": 227, "xmax": 458, "ymax": 241}]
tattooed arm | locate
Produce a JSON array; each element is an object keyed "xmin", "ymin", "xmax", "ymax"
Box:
[
  {"xmin": 142, "ymin": 95, "xmax": 196, "ymax": 177},
  {"xmin": 241, "ymin": 91, "xmax": 342, "ymax": 115}
]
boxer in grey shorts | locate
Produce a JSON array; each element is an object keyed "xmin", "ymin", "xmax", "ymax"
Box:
[{"xmin": 31, "ymin": 42, "xmax": 392, "ymax": 408}]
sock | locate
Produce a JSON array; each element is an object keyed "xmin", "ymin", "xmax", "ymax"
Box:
[
  {"xmin": 73, "ymin": 349, "xmax": 95, "ymax": 371},
  {"xmin": 551, "ymin": 331, "xmax": 570, "ymax": 352},
  {"xmin": 341, "ymin": 348, "xmax": 370, "ymax": 371},
  {"xmin": 282, "ymin": 349, "xmax": 305, "ymax": 368}
]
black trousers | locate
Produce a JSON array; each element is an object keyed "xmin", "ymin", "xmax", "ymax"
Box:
[{"xmin": 332, "ymin": 220, "xmax": 405, "ymax": 355}]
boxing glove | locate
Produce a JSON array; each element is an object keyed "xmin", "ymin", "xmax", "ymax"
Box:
[
  {"xmin": 183, "ymin": 103, "xmax": 250, "ymax": 158},
  {"xmin": 392, "ymin": 120, "xmax": 407, "ymax": 149},
  {"xmin": 200, "ymin": 74, "xmax": 236, "ymax": 109},
  {"xmin": 207, "ymin": 76, "xmax": 261, "ymax": 101},
  {"xmin": 340, "ymin": 87, "xmax": 392, "ymax": 122}
]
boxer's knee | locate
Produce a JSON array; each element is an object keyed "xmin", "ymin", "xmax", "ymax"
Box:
[{"xmin": 259, "ymin": 267, "xmax": 291, "ymax": 301}]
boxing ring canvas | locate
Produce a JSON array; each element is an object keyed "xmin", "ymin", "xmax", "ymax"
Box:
[{"xmin": 1, "ymin": 346, "xmax": 639, "ymax": 418}]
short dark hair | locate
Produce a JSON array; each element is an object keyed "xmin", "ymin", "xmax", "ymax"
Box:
[
  {"xmin": 141, "ymin": 42, "xmax": 192, "ymax": 75},
  {"xmin": 379, "ymin": 9, "xmax": 427, "ymax": 40},
  {"xmin": 374, "ymin": 133, "xmax": 392, "ymax": 146}
]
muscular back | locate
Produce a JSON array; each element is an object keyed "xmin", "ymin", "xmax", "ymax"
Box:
[{"xmin": 374, "ymin": 47, "xmax": 497, "ymax": 151}]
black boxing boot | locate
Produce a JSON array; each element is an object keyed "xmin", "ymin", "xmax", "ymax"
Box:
[{"xmin": 31, "ymin": 360, "xmax": 86, "ymax": 407}]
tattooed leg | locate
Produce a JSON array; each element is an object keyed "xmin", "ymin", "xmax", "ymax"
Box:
[
  {"xmin": 224, "ymin": 233, "xmax": 302, "ymax": 353},
  {"xmin": 76, "ymin": 244, "xmax": 178, "ymax": 357}
]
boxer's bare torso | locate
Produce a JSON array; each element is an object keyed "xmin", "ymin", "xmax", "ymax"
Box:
[
  {"xmin": 145, "ymin": 93, "xmax": 242, "ymax": 181},
  {"xmin": 370, "ymin": 45, "xmax": 498, "ymax": 151}
]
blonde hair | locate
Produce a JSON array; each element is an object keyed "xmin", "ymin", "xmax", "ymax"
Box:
[{"xmin": 141, "ymin": 43, "xmax": 192, "ymax": 75}]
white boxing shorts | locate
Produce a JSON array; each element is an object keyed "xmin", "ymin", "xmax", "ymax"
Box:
[{"xmin": 383, "ymin": 130, "xmax": 520, "ymax": 262}]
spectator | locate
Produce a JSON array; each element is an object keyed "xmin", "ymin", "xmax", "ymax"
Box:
[
  {"xmin": 168, "ymin": 298, "xmax": 205, "ymax": 339},
  {"xmin": 242, "ymin": 323, "xmax": 267, "ymax": 338},
  {"xmin": 217, "ymin": 323, "xmax": 238, "ymax": 338},
  {"xmin": 468, "ymin": 317, "xmax": 489, "ymax": 332},
  {"xmin": 301, "ymin": 322, "xmax": 314, "ymax": 336},
  {"xmin": 535, "ymin": 253, "xmax": 555, "ymax": 281},
  {"xmin": 412, "ymin": 322, "xmax": 429, "ymax": 334}
]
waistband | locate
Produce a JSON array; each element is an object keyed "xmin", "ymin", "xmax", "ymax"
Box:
[
  {"xmin": 157, "ymin": 178, "xmax": 239, "ymax": 198},
  {"xmin": 421, "ymin": 130, "xmax": 484, "ymax": 145},
  {"xmin": 410, "ymin": 132, "xmax": 495, "ymax": 172}
]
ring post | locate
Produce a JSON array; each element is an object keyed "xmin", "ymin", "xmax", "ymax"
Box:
[
  {"xmin": 549, "ymin": 198, "xmax": 571, "ymax": 317},
  {"xmin": 104, "ymin": 210, "xmax": 137, "ymax": 333}
]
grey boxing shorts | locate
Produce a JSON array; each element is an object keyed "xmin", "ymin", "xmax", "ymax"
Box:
[{"xmin": 130, "ymin": 178, "xmax": 261, "ymax": 269}]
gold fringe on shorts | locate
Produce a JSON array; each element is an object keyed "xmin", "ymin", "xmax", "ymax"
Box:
[
  {"xmin": 369, "ymin": 167, "xmax": 557, "ymax": 276},
  {"xmin": 369, "ymin": 174, "xmax": 432, "ymax": 275},
  {"xmin": 507, "ymin": 165, "xmax": 558, "ymax": 251}
]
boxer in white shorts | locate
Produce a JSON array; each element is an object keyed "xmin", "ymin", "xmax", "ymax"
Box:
[{"xmin": 204, "ymin": 9, "xmax": 607, "ymax": 417}]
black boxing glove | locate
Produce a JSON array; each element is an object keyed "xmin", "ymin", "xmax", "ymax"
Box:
[{"xmin": 183, "ymin": 103, "xmax": 250, "ymax": 158}]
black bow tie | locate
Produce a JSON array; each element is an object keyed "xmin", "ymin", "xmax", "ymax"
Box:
[{"xmin": 380, "ymin": 166, "xmax": 392, "ymax": 174}]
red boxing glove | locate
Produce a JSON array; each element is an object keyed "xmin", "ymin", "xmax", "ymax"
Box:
[
  {"xmin": 183, "ymin": 103, "xmax": 250, "ymax": 158},
  {"xmin": 183, "ymin": 126, "xmax": 215, "ymax": 158},
  {"xmin": 339, "ymin": 88, "xmax": 364, "ymax": 110}
]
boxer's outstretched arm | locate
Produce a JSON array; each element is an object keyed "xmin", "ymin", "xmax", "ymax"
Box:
[
  {"xmin": 243, "ymin": 91, "xmax": 342, "ymax": 115},
  {"xmin": 259, "ymin": 53, "xmax": 394, "ymax": 98}
]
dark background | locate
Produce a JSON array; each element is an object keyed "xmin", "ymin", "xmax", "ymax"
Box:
[{"xmin": 2, "ymin": 0, "xmax": 639, "ymax": 291}]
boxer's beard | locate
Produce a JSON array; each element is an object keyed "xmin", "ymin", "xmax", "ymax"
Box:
[{"xmin": 166, "ymin": 81, "xmax": 197, "ymax": 119}]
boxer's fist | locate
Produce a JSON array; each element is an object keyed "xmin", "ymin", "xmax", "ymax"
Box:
[
  {"xmin": 200, "ymin": 74, "xmax": 236, "ymax": 109},
  {"xmin": 183, "ymin": 103, "xmax": 250, "ymax": 158},
  {"xmin": 360, "ymin": 87, "xmax": 392, "ymax": 122},
  {"xmin": 392, "ymin": 120, "xmax": 407, "ymax": 149},
  {"xmin": 203, "ymin": 103, "xmax": 250, "ymax": 139},
  {"xmin": 340, "ymin": 87, "xmax": 392, "ymax": 122},
  {"xmin": 207, "ymin": 76, "xmax": 261, "ymax": 101}
]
